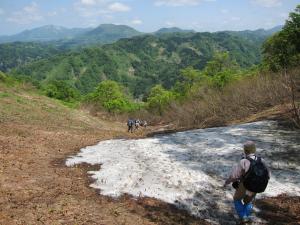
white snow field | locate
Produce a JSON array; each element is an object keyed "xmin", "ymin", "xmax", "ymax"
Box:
[{"xmin": 66, "ymin": 121, "xmax": 300, "ymax": 224}]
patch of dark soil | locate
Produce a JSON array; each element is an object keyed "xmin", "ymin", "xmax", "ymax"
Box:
[
  {"xmin": 256, "ymin": 195, "xmax": 300, "ymax": 224},
  {"xmin": 115, "ymin": 195, "xmax": 210, "ymax": 225}
]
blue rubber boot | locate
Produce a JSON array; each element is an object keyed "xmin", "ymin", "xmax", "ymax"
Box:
[
  {"xmin": 244, "ymin": 203, "xmax": 253, "ymax": 217},
  {"xmin": 234, "ymin": 200, "xmax": 245, "ymax": 219}
]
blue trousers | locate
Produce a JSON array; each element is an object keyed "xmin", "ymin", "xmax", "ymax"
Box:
[
  {"xmin": 234, "ymin": 200, "xmax": 253, "ymax": 218},
  {"xmin": 233, "ymin": 182, "xmax": 255, "ymax": 218}
]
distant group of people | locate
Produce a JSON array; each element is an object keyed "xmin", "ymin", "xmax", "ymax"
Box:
[{"xmin": 127, "ymin": 119, "xmax": 147, "ymax": 133}]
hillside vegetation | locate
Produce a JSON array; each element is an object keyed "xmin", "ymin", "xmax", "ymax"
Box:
[
  {"xmin": 11, "ymin": 31, "xmax": 264, "ymax": 97},
  {"xmin": 0, "ymin": 42, "xmax": 65, "ymax": 72}
]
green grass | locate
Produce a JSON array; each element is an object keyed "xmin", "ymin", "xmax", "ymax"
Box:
[{"xmin": 0, "ymin": 92, "xmax": 11, "ymax": 98}]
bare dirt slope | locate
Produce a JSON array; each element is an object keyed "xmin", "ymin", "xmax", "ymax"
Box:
[{"xmin": 0, "ymin": 84, "xmax": 299, "ymax": 225}]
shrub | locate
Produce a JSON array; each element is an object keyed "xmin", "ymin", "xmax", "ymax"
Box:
[
  {"xmin": 146, "ymin": 85, "xmax": 176, "ymax": 115},
  {"xmin": 43, "ymin": 80, "xmax": 80, "ymax": 102},
  {"xmin": 85, "ymin": 80, "xmax": 141, "ymax": 113}
]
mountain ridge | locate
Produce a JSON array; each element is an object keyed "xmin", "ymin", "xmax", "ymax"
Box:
[{"xmin": 0, "ymin": 24, "xmax": 283, "ymax": 46}]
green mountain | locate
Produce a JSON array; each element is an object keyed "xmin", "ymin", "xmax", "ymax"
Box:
[
  {"xmin": 0, "ymin": 24, "xmax": 143, "ymax": 72},
  {"xmin": 0, "ymin": 24, "xmax": 142, "ymax": 48},
  {"xmin": 155, "ymin": 27, "xmax": 195, "ymax": 34},
  {"xmin": 56, "ymin": 24, "xmax": 143, "ymax": 48},
  {"xmin": 224, "ymin": 26, "xmax": 283, "ymax": 43},
  {"xmin": 10, "ymin": 31, "xmax": 265, "ymax": 97},
  {"xmin": 0, "ymin": 25, "xmax": 91, "ymax": 43}
]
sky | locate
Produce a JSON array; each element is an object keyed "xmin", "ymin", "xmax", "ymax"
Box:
[{"xmin": 0, "ymin": 0, "xmax": 298, "ymax": 35}]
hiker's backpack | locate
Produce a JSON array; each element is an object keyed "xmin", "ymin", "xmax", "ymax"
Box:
[
  {"xmin": 127, "ymin": 120, "xmax": 133, "ymax": 126},
  {"xmin": 243, "ymin": 156, "xmax": 269, "ymax": 193}
]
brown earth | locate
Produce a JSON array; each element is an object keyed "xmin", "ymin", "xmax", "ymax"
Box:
[{"xmin": 0, "ymin": 84, "xmax": 299, "ymax": 225}]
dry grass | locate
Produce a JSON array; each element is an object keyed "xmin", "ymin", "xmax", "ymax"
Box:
[{"xmin": 160, "ymin": 69, "xmax": 300, "ymax": 129}]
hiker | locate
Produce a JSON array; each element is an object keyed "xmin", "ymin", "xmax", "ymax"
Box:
[
  {"xmin": 141, "ymin": 120, "xmax": 147, "ymax": 128},
  {"xmin": 127, "ymin": 119, "xmax": 134, "ymax": 133},
  {"xmin": 223, "ymin": 141, "xmax": 270, "ymax": 223},
  {"xmin": 135, "ymin": 119, "xmax": 140, "ymax": 130}
]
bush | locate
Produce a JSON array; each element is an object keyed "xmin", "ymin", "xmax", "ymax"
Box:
[
  {"xmin": 146, "ymin": 85, "xmax": 176, "ymax": 115},
  {"xmin": 85, "ymin": 80, "xmax": 141, "ymax": 113},
  {"xmin": 43, "ymin": 80, "xmax": 80, "ymax": 102},
  {"xmin": 0, "ymin": 71, "xmax": 7, "ymax": 82}
]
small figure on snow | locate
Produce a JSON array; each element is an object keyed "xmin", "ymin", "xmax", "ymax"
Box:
[{"xmin": 224, "ymin": 141, "xmax": 270, "ymax": 224}]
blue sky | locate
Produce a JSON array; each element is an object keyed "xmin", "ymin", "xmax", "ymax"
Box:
[{"xmin": 0, "ymin": 0, "xmax": 298, "ymax": 35}]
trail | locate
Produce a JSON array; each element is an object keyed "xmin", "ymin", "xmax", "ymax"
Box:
[{"xmin": 66, "ymin": 121, "xmax": 300, "ymax": 224}]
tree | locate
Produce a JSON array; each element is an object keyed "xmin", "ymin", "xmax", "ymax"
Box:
[
  {"xmin": 43, "ymin": 80, "xmax": 79, "ymax": 102},
  {"xmin": 203, "ymin": 52, "xmax": 239, "ymax": 77},
  {"xmin": 263, "ymin": 4, "xmax": 300, "ymax": 71},
  {"xmin": 0, "ymin": 71, "xmax": 7, "ymax": 82},
  {"xmin": 91, "ymin": 80, "xmax": 124, "ymax": 103},
  {"xmin": 86, "ymin": 80, "xmax": 139, "ymax": 113},
  {"xmin": 262, "ymin": 4, "xmax": 300, "ymax": 127},
  {"xmin": 146, "ymin": 85, "xmax": 175, "ymax": 115}
]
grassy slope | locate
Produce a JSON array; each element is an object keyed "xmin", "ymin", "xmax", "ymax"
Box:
[{"xmin": 0, "ymin": 82, "xmax": 113, "ymax": 131}]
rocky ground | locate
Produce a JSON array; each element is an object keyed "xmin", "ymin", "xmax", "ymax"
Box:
[{"xmin": 0, "ymin": 85, "xmax": 299, "ymax": 225}]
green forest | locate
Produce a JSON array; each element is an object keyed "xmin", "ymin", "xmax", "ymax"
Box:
[{"xmin": 10, "ymin": 31, "xmax": 264, "ymax": 96}]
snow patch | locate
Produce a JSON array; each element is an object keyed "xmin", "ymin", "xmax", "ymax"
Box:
[{"xmin": 66, "ymin": 121, "xmax": 300, "ymax": 224}]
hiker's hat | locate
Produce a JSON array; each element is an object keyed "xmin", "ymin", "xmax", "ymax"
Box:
[{"xmin": 243, "ymin": 141, "xmax": 256, "ymax": 155}]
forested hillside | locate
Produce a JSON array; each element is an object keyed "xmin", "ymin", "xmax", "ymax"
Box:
[
  {"xmin": 1, "ymin": 25, "xmax": 279, "ymax": 73},
  {"xmin": 0, "ymin": 24, "xmax": 143, "ymax": 72},
  {"xmin": 11, "ymin": 31, "xmax": 264, "ymax": 97},
  {"xmin": 0, "ymin": 42, "xmax": 64, "ymax": 72}
]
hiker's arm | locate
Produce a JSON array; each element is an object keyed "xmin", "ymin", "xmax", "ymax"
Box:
[
  {"xmin": 224, "ymin": 159, "xmax": 251, "ymax": 186},
  {"xmin": 224, "ymin": 161, "xmax": 244, "ymax": 186}
]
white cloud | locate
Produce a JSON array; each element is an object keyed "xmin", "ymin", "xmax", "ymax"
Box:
[
  {"xmin": 108, "ymin": 2, "xmax": 131, "ymax": 12},
  {"xmin": 131, "ymin": 19, "xmax": 143, "ymax": 25},
  {"xmin": 74, "ymin": 0, "xmax": 130, "ymax": 19},
  {"xmin": 251, "ymin": 0, "xmax": 282, "ymax": 8},
  {"xmin": 155, "ymin": 0, "xmax": 211, "ymax": 7},
  {"xmin": 155, "ymin": 0, "xmax": 215, "ymax": 7},
  {"xmin": 23, "ymin": 2, "xmax": 38, "ymax": 13},
  {"xmin": 7, "ymin": 2, "xmax": 43, "ymax": 24},
  {"xmin": 80, "ymin": 0, "xmax": 97, "ymax": 6}
]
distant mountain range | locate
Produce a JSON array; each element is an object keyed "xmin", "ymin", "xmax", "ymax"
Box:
[
  {"xmin": 155, "ymin": 27, "xmax": 195, "ymax": 34},
  {"xmin": 0, "ymin": 25, "xmax": 91, "ymax": 43},
  {"xmin": 54, "ymin": 24, "xmax": 143, "ymax": 48},
  {"xmin": 0, "ymin": 24, "xmax": 142, "ymax": 46},
  {"xmin": 0, "ymin": 24, "xmax": 283, "ymax": 46}
]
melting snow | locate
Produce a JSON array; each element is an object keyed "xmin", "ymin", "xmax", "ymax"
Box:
[{"xmin": 66, "ymin": 121, "xmax": 300, "ymax": 224}]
